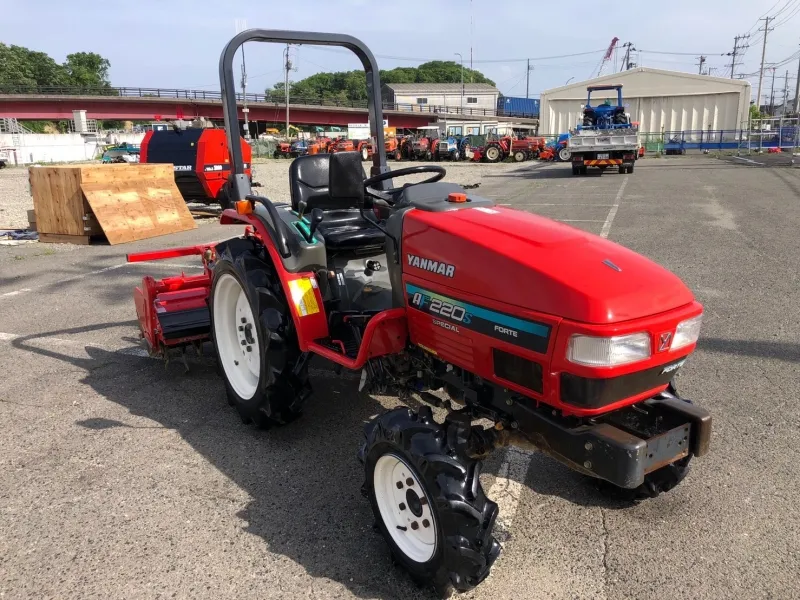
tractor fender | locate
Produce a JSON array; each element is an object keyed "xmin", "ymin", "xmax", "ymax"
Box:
[{"xmin": 213, "ymin": 231, "xmax": 329, "ymax": 351}]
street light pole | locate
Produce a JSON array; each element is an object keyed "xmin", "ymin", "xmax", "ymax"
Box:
[
  {"xmin": 455, "ymin": 52, "xmax": 464, "ymax": 115},
  {"xmin": 565, "ymin": 77, "xmax": 575, "ymax": 86}
]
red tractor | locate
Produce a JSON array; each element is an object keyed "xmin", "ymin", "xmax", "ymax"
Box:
[
  {"xmin": 274, "ymin": 140, "xmax": 292, "ymax": 159},
  {"xmin": 332, "ymin": 137, "xmax": 373, "ymax": 160},
  {"xmin": 129, "ymin": 30, "xmax": 712, "ymax": 598}
]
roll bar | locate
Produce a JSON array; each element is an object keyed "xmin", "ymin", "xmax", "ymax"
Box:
[{"xmin": 219, "ymin": 29, "xmax": 390, "ymax": 201}]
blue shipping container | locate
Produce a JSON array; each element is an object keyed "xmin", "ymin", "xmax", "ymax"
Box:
[{"xmin": 497, "ymin": 96, "xmax": 540, "ymax": 118}]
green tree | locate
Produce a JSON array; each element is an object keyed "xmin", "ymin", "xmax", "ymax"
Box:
[
  {"xmin": 64, "ymin": 52, "xmax": 111, "ymax": 88},
  {"xmin": 267, "ymin": 61, "xmax": 494, "ymax": 103},
  {"xmin": 0, "ymin": 44, "xmax": 112, "ymax": 90},
  {"xmin": 749, "ymin": 103, "xmax": 763, "ymax": 121},
  {"xmin": 0, "ymin": 43, "xmax": 69, "ymax": 89}
]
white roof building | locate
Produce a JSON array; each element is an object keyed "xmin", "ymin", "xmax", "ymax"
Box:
[{"xmin": 539, "ymin": 68, "xmax": 752, "ymax": 134}]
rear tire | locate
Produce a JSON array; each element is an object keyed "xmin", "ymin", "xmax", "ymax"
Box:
[
  {"xmin": 361, "ymin": 146, "xmax": 369, "ymax": 161},
  {"xmin": 361, "ymin": 407, "xmax": 501, "ymax": 598},
  {"xmin": 627, "ymin": 163, "xmax": 635, "ymax": 174},
  {"xmin": 210, "ymin": 254, "xmax": 310, "ymax": 428},
  {"xmin": 484, "ymin": 145, "xmax": 501, "ymax": 163},
  {"xmin": 572, "ymin": 164, "xmax": 580, "ymax": 175}
]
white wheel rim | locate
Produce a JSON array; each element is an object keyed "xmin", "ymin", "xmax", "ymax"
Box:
[
  {"xmin": 559, "ymin": 148, "xmax": 571, "ymax": 161},
  {"xmin": 213, "ymin": 273, "xmax": 260, "ymax": 400},
  {"xmin": 374, "ymin": 453, "xmax": 436, "ymax": 563},
  {"xmin": 487, "ymin": 147, "xmax": 498, "ymax": 160}
]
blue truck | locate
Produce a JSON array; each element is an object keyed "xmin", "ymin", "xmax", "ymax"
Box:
[{"xmin": 568, "ymin": 84, "xmax": 639, "ymax": 176}]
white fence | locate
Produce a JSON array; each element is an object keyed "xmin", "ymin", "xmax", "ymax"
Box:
[{"xmin": 0, "ymin": 133, "xmax": 145, "ymax": 165}]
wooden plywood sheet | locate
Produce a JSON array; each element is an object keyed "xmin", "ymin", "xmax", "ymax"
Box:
[
  {"xmin": 80, "ymin": 176, "xmax": 196, "ymax": 245},
  {"xmin": 28, "ymin": 166, "xmax": 85, "ymax": 236}
]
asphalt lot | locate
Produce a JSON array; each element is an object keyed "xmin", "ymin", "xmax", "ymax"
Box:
[{"xmin": 1, "ymin": 156, "xmax": 799, "ymax": 600}]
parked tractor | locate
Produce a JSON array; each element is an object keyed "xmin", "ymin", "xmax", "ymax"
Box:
[
  {"xmin": 129, "ymin": 29, "xmax": 712, "ymax": 599},
  {"xmin": 434, "ymin": 137, "xmax": 472, "ymax": 161},
  {"xmin": 274, "ymin": 141, "xmax": 292, "ymax": 159},
  {"xmin": 332, "ymin": 138, "xmax": 374, "ymax": 160},
  {"xmin": 385, "ymin": 135, "xmax": 401, "ymax": 159}
]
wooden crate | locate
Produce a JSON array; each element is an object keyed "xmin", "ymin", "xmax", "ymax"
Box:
[{"xmin": 29, "ymin": 164, "xmax": 196, "ymax": 245}]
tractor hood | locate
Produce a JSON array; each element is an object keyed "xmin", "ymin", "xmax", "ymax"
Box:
[{"xmin": 402, "ymin": 206, "xmax": 694, "ymax": 324}]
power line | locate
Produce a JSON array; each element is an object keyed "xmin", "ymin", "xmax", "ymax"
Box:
[
  {"xmin": 639, "ymin": 49, "xmax": 725, "ymax": 56},
  {"xmin": 773, "ymin": 1, "xmax": 800, "ymax": 26},
  {"xmin": 302, "ymin": 45, "xmax": 605, "ymax": 65}
]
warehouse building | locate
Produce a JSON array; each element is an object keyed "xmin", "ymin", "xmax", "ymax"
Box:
[
  {"xmin": 382, "ymin": 83, "xmax": 499, "ymax": 113},
  {"xmin": 539, "ymin": 68, "xmax": 752, "ymax": 134}
]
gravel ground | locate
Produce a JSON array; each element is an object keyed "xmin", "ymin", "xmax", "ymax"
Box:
[
  {"xmin": 0, "ymin": 168, "xmax": 32, "ymax": 230},
  {"xmin": 0, "ymin": 160, "xmax": 525, "ymax": 232}
]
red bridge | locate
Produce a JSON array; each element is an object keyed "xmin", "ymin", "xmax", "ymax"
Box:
[{"xmin": 0, "ymin": 86, "xmax": 533, "ymax": 128}]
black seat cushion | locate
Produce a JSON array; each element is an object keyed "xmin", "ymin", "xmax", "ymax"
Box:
[
  {"xmin": 288, "ymin": 153, "xmax": 384, "ymax": 253},
  {"xmin": 317, "ymin": 210, "xmax": 385, "ymax": 253}
]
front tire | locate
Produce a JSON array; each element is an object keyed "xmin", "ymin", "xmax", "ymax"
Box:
[
  {"xmin": 513, "ymin": 150, "xmax": 526, "ymax": 162},
  {"xmin": 210, "ymin": 254, "xmax": 310, "ymax": 427},
  {"xmin": 558, "ymin": 147, "xmax": 571, "ymax": 161},
  {"xmin": 361, "ymin": 407, "xmax": 501, "ymax": 597},
  {"xmin": 361, "ymin": 146, "xmax": 369, "ymax": 161}
]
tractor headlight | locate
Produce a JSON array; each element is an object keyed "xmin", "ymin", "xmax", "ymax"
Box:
[
  {"xmin": 567, "ymin": 333, "xmax": 651, "ymax": 367},
  {"xmin": 671, "ymin": 314, "xmax": 703, "ymax": 351}
]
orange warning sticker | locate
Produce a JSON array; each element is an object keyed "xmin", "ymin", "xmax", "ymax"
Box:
[{"xmin": 288, "ymin": 278, "xmax": 320, "ymax": 317}]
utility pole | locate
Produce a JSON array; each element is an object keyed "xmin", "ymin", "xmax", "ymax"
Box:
[
  {"xmin": 469, "ymin": 0, "xmax": 473, "ymax": 81},
  {"xmin": 769, "ymin": 67, "xmax": 776, "ymax": 116},
  {"xmin": 455, "ymin": 53, "xmax": 464, "ymax": 114},
  {"xmin": 726, "ymin": 34, "xmax": 749, "ymax": 79},
  {"xmin": 621, "ymin": 42, "xmax": 636, "ymax": 70},
  {"xmin": 235, "ymin": 19, "xmax": 250, "ymax": 139},
  {"xmin": 284, "ymin": 44, "xmax": 292, "ymax": 137},
  {"xmin": 241, "ymin": 59, "xmax": 249, "ymax": 139},
  {"xmin": 756, "ymin": 17, "xmax": 774, "ymax": 116},
  {"xmin": 697, "ymin": 55, "xmax": 707, "ymax": 75},
  {"xmin": 794, "ymin": 44, "xmax": 800, "ymax": 114},
  {"xmin": 525, "ymin": 59, "xmax": 534, "ymax": 99},
  {"xmin": 782, "ymin": 70, "xmax": 790, "ymax": 115}
]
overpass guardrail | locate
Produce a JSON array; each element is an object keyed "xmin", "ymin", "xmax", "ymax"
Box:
[{"xmin": 0, "ymin": 85, "xmax": 536, "ymax": 119}]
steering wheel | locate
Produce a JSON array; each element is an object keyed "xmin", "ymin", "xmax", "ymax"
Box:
[{"xmin": 363, "ymin": 165, "xmax": 446, "ymax": 203}]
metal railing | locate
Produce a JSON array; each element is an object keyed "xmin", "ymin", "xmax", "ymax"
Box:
[{"xmin": 0, "ymin": 85, "xmax": 539, "ymax": 119}]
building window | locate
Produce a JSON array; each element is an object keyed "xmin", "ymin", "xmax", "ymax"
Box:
[
  {"xmin": 467, "ymin": 127, "xmax": 479, "ymax": 135},
  {"xmin": 448, "ymin": 126, "xmax": 463, "ymax": 136},
  {"xmin": 466, "ymin": 97, "xmax": 478, "ymax": 104},
  {"xmin": 416, "ymin": 97, "xmax": 428, "ymax": 104}
]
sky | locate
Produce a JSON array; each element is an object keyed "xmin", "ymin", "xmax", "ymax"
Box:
[{"xmin": 3, "ymin": 0, "xmax": 799, "ymax": 102}]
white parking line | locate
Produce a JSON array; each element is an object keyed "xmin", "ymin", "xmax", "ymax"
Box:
[
  {"xmin": 558, "ymin": 219, "xmax": 606, "ymax": 223},
  {"xmin": 488, "ymin": 446, "xmax": 535, "ymax": 541},
  {"xmin": 600, "ymin": 177, "xmax": 629, "ymax": 239},
  {"xmin": 0, "ymin": 288, "xmax": 31, "ymax": 298},
  {"xmin": 732, "ymin": 155, "xmax": 764, "ymax": 165}
]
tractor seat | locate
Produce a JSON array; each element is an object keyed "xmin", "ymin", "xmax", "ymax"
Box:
[{"xmin": 289, "ymin": 152, "xmax": 385, "ymax": 254}]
